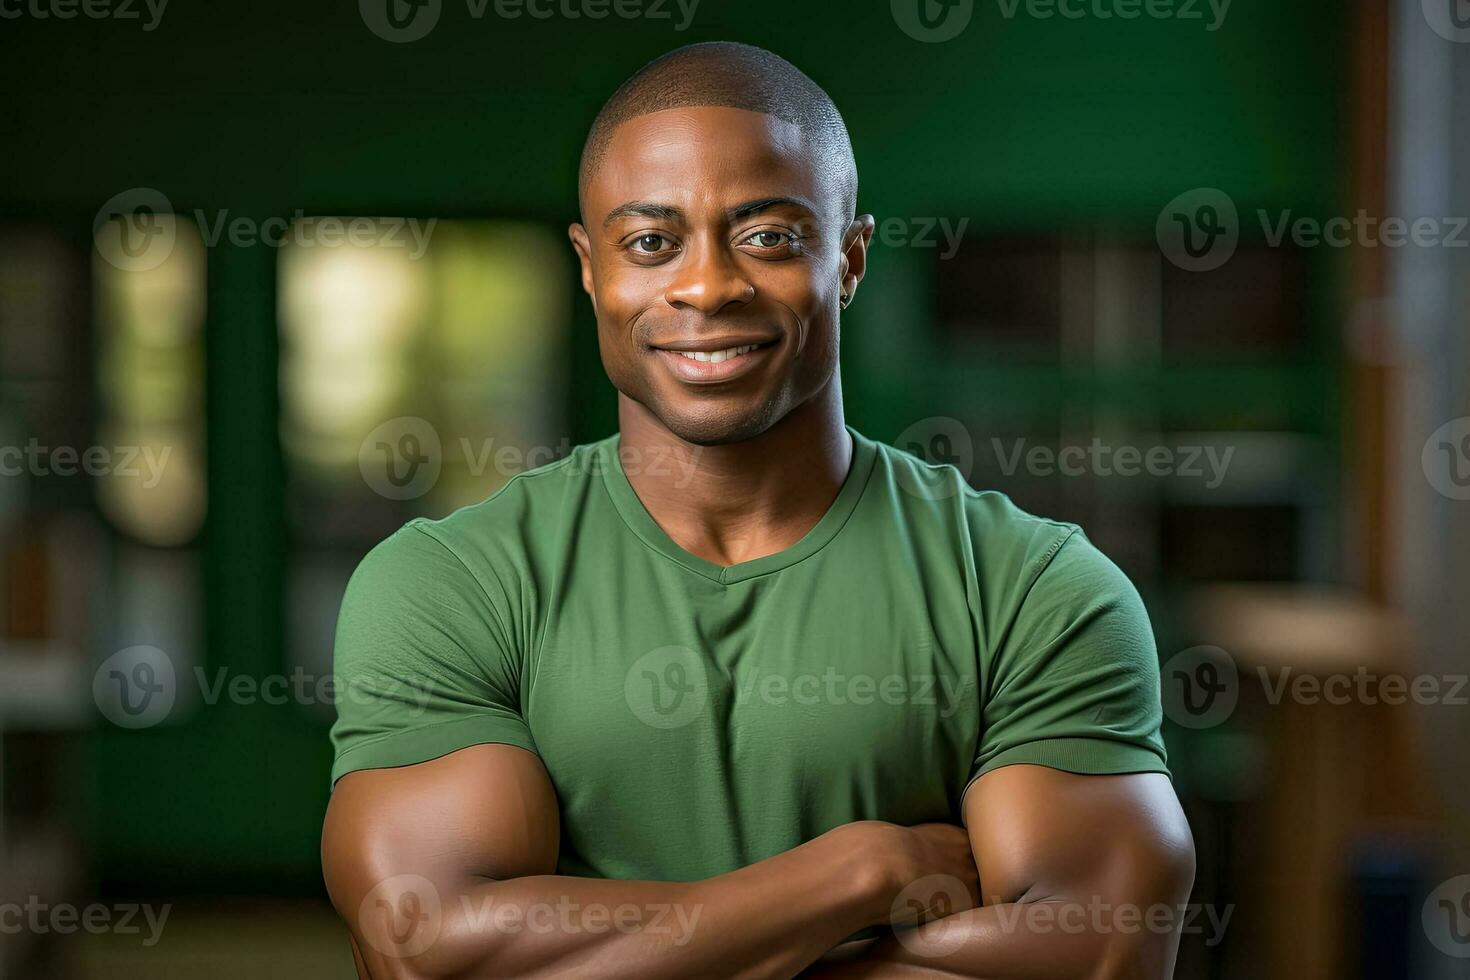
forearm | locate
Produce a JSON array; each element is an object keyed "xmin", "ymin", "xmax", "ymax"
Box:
[
  {"xmin": 801, "ymin": 896, "xmax": 1186, "ymax": 980},
  {"xmin": 360, "ymin": 823, "xmax": 894, "ymax": 980},
  {"xmin": 813, "ymin": 767, "xmax": 1202, "ymax": 980}
]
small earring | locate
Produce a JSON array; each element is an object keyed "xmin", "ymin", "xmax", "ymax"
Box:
[{"xmin": 840, "ymin": 292, "xmax": 851, "ymax": 308}]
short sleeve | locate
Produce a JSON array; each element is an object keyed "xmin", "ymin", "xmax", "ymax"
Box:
[
  {"xmin": 329, "ymin": 520, "xmax": 538, "ymax": 786},
  {"xmin": 970, "ymin": 528, "xmax": 1168, "ymax": 790}
]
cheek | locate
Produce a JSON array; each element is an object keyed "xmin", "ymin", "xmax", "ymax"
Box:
[
  {"xmin": 767, "ymin": 258, "xmax": 826, "ymax": 303},
  {"xmin": 802, "ymin": 313, "xmax": 841, "ymax": 371},
  {"xmin": 596, "ymin": 266, "xmax": 668, "ymax": 330},
  {"xmin": 776, "ymin": 267, "xmax": 836, "ymax": 339}
]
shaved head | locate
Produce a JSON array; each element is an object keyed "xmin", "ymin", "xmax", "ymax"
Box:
[{"xmin": 578, "ymin": 41, "xmax": 858, "ymax": 223}]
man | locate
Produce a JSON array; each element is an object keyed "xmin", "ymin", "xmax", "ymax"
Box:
[{"xmin": 322, "ymin": 41, "xmax": 1194, "ymax": 980}]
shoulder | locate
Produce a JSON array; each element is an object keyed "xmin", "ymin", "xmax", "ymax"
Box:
[
  {"xmin": 365, "ymin": 435, "xmax": 614, "ymax": 571},
  {"xmin": 343, "ymin": 436, "xmax": 615, "ymax": 619},
  {"xmin": 863, "ymin": 430, "xmax": 1141, "ymax": 622},
  {"xmin": 865, "ymin": 432, "xmax": 1080, "ymax": 578}
]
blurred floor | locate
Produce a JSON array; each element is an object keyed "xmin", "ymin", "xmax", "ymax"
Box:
[{"xmin": 71, "ymin": 899, "xmax": 354, "ymax": 980}]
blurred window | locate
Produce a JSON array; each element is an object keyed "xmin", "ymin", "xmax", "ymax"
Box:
[
  {"xmin": 93, "ymin": 215, "xmax": 207, "ymax": 546},
  {"xmin": 277, "ymin": 218, "xmax": 570, "ymax": 716}
]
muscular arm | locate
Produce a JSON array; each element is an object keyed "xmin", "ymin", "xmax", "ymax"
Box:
[
  {"xmin": 322, "ymin": 743, "xmax": 979, "ymax": 980},
  {"xmin": 802, "ymin": 766, "xmax": 1195, "ymax": 980}
]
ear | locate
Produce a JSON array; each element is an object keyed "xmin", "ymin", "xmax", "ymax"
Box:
[
  {"xmin": 838, "ymin": 214, "xmax": 876, "ymax": 308},
  {"xmin": 567, "ymin": 222, "xmax": 597, "ymax": 314}
]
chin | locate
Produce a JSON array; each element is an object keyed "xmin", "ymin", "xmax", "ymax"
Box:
[{"xmin": 650, "ymin": 395, "xmax": 785, "ymax": 447}]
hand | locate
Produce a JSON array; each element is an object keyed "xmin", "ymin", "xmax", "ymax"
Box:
[
  {"xmin": 840, "ymin": 820, "xmax": 980, "ymax": 928},
  {"xmin": 887, "ymin": 822, "xmax": 980, "ymax": 926}
]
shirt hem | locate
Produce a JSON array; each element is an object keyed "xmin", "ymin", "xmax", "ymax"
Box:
[
  {"xmin": 962, "ymin": 737, "xmax": 1170, "ymax": 799},
  {"xmin": 331, "ymin": 716, "xmax": 539, "ymax": 787}
]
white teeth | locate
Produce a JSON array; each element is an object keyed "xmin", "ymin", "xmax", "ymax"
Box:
[{"xmin": 675, "ymin": 344, "xmax": 759, "ymax": 363}]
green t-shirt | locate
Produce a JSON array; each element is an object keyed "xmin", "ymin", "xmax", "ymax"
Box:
[{"xmin": 330, "ymin": 426, "xmax": 1167, "ymax": 881}]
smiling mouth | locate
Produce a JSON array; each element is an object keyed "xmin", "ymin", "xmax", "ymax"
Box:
[
  {"xmin": 669, "ymin": 343, "xmax": 763, "ymax": 363},
  {"xmin": 650, "ymin": 339, "xmax": 779, "ymax": 383}
]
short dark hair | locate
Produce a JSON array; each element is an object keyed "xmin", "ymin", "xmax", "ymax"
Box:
[{"xmin": 578, "ymin": 42, "xmax": 858, "ymax": 222}]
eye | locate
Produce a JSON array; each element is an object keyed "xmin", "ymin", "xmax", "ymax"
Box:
[
  {"xmin": 628, "ymin": 233, "xmax": 675, "ymax": 255},
  {"xmin": 743, "ymin": 230, "xmax": 794, "ymax": 249}
]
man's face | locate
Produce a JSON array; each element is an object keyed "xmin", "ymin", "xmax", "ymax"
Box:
[{"xmin": 570, "ymin": 106, "xmax": 871, "ymax": 446}]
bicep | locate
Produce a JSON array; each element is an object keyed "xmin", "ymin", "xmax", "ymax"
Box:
[
  {"xmin": 322, "ymin": 743, "xmax": 560, "ymax": 928},
  {"xmin": 830, "ymin": 769, "xmax": 1194, "ymax": 980},
  {"xmin": 961, "ymin": 765, "xmax": 1193, "ymax": 909}
]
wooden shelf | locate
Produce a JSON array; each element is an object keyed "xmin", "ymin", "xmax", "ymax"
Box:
[{"xmin": 1186, "ymin": 583, "xmax": 1409, "ymax": 673}]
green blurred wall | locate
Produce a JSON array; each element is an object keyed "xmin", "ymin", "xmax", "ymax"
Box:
[{"xmin": 0, "ymin": 0, "xmax": 1345, "ymax": 891}]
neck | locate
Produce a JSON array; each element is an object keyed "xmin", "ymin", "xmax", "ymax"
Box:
[{"xmin": 615, "ymin": 380, "xmax": 852, "ymax": 568}]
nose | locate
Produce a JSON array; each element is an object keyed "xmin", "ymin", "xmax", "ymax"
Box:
[{"xmin": 663, "ymin": 235, "xmax": 755, "ymax": 315}]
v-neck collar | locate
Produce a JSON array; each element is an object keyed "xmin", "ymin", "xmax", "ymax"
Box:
[{"xmin": 599, "ymin": 425, "xmax": 878, "ymax": 585}]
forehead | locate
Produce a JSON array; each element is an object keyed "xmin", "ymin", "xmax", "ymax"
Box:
[{"xmin": 588, "ymin": 106, "xmax": 831, "ymax": 219}]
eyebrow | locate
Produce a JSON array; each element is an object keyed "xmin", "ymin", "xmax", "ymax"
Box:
[
  {"xmin": 602, "ymin": 196, "xmax": 817, "ymax": 229},
  {"xmin": 602, "ymin": 202, "xmax": 682, "ymax": 228},
  {"xmin": 729, "ymin": 196, "xmax": 816, "ymax": 221}
]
